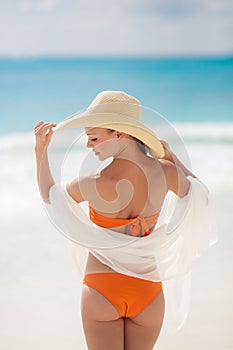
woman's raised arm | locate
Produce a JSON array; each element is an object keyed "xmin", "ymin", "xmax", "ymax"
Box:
[{"xmin": 34, "ymin": 121, "xmax": 57, "ymax": 204}]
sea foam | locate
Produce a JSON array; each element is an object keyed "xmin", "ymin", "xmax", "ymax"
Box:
[{"xmin": 0, "ymin": 122, "xmax": 232, "ymax": 222}]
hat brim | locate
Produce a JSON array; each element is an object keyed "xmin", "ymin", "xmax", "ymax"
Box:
[{"xmin": 53, "ymin": 110, "xmax": 165, "ymax": 158}]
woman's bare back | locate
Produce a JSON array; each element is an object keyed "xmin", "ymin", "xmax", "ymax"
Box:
[
  {"xmin": 84, "ymin": 154, "xmax": 168, "ymax": 275},
  {"xmin": 82, "ymin": 155, "xmax": 167, "ymax": 219}
]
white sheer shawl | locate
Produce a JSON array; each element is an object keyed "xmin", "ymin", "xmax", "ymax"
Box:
[{"xmin": 45, "ymin": 176, "xmax": 217, "ymax": 332}]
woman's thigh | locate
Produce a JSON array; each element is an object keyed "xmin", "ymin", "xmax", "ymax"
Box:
[
  {"xmin": 81, "ymin": 285, "xmax": 124, "ymax": 350},
  {"xmin": 124, "ymin": 291, "xmax": 165, "ymax": 350}
]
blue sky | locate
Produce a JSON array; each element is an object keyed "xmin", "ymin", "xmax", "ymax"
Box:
[{"xmin": 1, "ymin": 0, "xmax": 232, "ymax": 56}]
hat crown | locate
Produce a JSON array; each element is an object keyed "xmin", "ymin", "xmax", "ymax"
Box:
[{"xmin": 88, "ymin": 91, "xmax": 142, "ymax": 121}]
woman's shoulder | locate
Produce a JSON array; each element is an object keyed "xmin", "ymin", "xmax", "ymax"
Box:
[{"xmin": 158, "ymin": 159, "xmax": 190, "ymax": 197}]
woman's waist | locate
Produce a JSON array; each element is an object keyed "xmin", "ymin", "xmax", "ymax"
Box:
[{"xmin": 84, "ymin": 252, "xmax": 116, "ymax": 275}]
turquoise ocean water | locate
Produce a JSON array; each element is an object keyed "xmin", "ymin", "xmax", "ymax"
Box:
[
  {"xmin": 0, "ymin": 57, "xmax": 233, "ymax": 209},
  {"xmin": 0, "ymin": 57, "xmax": 232, "ymax": 134}
]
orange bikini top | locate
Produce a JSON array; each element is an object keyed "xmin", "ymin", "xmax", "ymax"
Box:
[{"xmin": 89, "ymin": 206, "xmax": 160, "ymax": 237}]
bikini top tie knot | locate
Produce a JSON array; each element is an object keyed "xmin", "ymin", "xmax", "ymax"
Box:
[
  {"xmin": 129, "ymin": 215, "xmax": 158, "ymax": 237},
  {"xmin": 89, "ymin": 205, "xmax": 160, "ymax": 237}
]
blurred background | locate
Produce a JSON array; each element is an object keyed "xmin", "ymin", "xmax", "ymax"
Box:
[{"xmin": 0, "ymin": 1, "xmax": 232, "ymax": 349}]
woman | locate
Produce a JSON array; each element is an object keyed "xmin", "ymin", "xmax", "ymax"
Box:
[{"xmin": 34, "ymin": 91, "xmax": 200, "ymax": 350}]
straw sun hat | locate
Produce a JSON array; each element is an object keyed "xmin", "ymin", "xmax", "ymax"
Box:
[{"xmin": 53, "ymin": 90, "xmax": 165, "ymax": 158}]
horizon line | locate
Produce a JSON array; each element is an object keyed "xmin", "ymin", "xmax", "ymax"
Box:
[{"xmin": 0, "ymin": 52, "xmax": 232, "ymax": 60}]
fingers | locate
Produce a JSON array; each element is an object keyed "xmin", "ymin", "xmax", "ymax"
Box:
[
  {"xmin": 34, "ymin": 121, "xmax": 57, "ymax": 152},
  {"xmin": 34, "ymin": 121, "xmax": 57, "ymax": 135},
  {"xmin": 160, "ymin": 140, "xmax": 171, "ymax": 152},
  {"xmin": 34, "ymin": 120, "xmax": 44, "ymax": 128},
  {"xmin": 160, "ymin": 140, "xmax": 168, "ymax": 147},
  {"xmin": 34, "ymin": 121, "xmax": 44, "ymax": 133},
  {"xmin": 159, "ymin": 140, "xmax": 174, "ymax": 161},
  {"xmin": 34, "ymin": 120, "xmax": 57, "ymax": 129}
]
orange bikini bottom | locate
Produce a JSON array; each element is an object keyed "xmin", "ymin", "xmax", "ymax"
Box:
[{"xmin": 83, "ymin": 273, "xmax": 162, "ymax": 318}]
